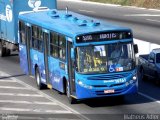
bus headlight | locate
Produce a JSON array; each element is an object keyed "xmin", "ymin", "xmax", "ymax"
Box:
[
  {"xmin": 128, "ymin": 75, "xmax": 137, "ymax": 85},
  {"xmin": 132, "ymin": 76, "xmax": 137, "ymax": 81},
  {"xmin": 77, "ymin": 80, "xmax": 93, "ymax": 89},
  {"xmin": 78, "ymin": 80, "xmax": 83, "ymax": 86}
]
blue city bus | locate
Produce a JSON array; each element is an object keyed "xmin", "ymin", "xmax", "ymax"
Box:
[{"xmin": 18, "ymin": 9, "xmax": 138, "ymax": 103}]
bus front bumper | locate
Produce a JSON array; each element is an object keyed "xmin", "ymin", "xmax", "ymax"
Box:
[{"xmin": 75, "ymin": 82, "xmax": 138, "ymax": 100}]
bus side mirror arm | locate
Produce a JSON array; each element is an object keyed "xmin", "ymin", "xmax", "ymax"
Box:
[{"xmin": 134, "ymin": 44, "xmax": 138, "ymax": 54}]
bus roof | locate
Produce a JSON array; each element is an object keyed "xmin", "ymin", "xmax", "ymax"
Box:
[{"xmin": 19, "ymin": 9, "xmax": 131, "ymax": 38}]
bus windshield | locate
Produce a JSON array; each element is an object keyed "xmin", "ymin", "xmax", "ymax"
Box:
[
  {"xmin": 156, "ymin": 53, "xmax": 160, "ymax": 63},
  {"xmin": 76, "ymin": 43, "xmax": 135, "ymax": 74}
]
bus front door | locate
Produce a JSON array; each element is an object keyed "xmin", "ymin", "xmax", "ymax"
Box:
[
  {"xmin": 19, "ymin": 24, "xmax": 31, "ymax": 75},
  {"xmin": 42, "ymin": 32, "xmax": 50, "ymax": 85},
  {"xmin": 67, "ymin": 41, "xmax": 76, "ymax": 95},
  {"xmin": 26, "ymin": 26, "xmax": 32, "ymax": 74}
]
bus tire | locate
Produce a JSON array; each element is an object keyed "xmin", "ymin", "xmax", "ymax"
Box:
[
  {"xmin": 66, "ymin": 81, "xmax": 76, "ymax": 104},
  {"xmin": 35, "ymin": 67, "xmax": 44, "ymax": 90},
  {"xmin": 0, "ymin": 41, "xmax": 6, "ymax": 57}
]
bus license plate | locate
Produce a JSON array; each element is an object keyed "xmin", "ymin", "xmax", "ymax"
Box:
[{"xmin": 104, "ymin": 89, "xmax": 115, "ymax": 94}]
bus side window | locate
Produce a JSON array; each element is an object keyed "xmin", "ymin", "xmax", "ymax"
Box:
[
  {"xmin": 59, "ymin": 35, "xmax": 66, "ymax": 61},
  {"xmin": 50, "ymin": 32, "xmax": 59, "ymax": 58},
  {"xmin": 19, "ymin": 21, "xmax": 26, "ymax": 45},
  {"xmin": 31, "ymin": 26, "xmax": 43, "ymax": 52},
  {"xmin": 50, "ymin": 32, "xmax": 66, "ymax": 61},
  {"xmin": 37, "ymin": 27, "xmax": 43, "ymax": 52},
  {"xmin": 32, "ymin": 26, "xmax": 37, "ymax": 49}
]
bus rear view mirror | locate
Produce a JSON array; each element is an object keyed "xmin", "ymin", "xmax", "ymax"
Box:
[
  {"xmin": 134, "ymin": 44, "xmax": 138, "ymax": 54},
  {"xmin": 71, "ymin": 48, "xmax": 75, "ymax": 60}
]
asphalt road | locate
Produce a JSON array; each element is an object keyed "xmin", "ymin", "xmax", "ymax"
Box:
[
  {"xmin": 0, "ymin": 53, "xmax": 160, "ymax": 120},
  {"xmin": 58, "ymin": 0, "xmax": 160, "ymax": 44}
]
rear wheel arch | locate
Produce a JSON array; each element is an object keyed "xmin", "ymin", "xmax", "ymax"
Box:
[{"xmin": 34, "ymin": 64, "xmax": 38, "ymax": 75}]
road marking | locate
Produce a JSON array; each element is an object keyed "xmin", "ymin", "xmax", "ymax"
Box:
[
  {"xmin": 13, "ymin": 93, "xmax": 43, "ymax": 97},
  {"xmin": 149, "ymin": 9, "xmax": 160, "ymax": 12},
  {"xmin": 123, "ymin": 6, "xmax": 146, "ymax": 10},
  {"xmin": 64, "ymin": 0, "xmax": 121, "ymax": 7},
  {"xmin": 0, "ymin": 71, "xmax": 89, "ymax": 120},
  {"xmin": 0, "ymin": 107, "xmax": 72, "ymax": 113},
  {"xmin": 16, "ymin": 80, "xmax": 75, "ymax": 112},
  {"xmin": 60, "ymin": 0, "xmax": 160, "ymax": 11},
  {"xmin": 146, "ymin": 19, "xmax": 160, "ymax": 23},
  {"xmin": 0, "ymin": 107, "xmax": 31, "ymax": 112},
  {"xmin": 125, "ymin": 14, "xmax": 160, "ymax": 17},
  {"xmin": 0, "ymin": 100, "xmax": 57, "ymax": 105},
  {"xmin": 34, "ymin": 101, "xmax": 57, "ymax": 105},
  {"xmin": 0, "ymin": 93, "xmax": 14, "ymax": 96},
  {"xmin": 0, "ymin": 93, "xmax": 43, "ymax": 97},
  {"xmin": 0, "ymin": 86, "xmax": 30, "ymax": 90},
  {"xmin": 16, "ymin": 79, "xmax": 89, "ymax": 120},
  {"xmin": 79, "ymin": 9, "xmax": 95, "ymax": 13},
  {"xmin": 45, "ymin": 110, "xmax": 72, "ymax": 113},
  {"xmin": 17, "ymin": 116, "xmax": 43, "ymax": 120},
  {"xmin": 0, "ymin": 100, "xmax": 31, "ymax": 104},
  {"xmin": 138, "ymin": 92, "xmax": 160, "ymax": 104},
  {"xmin": 0, "ymin": 80, "xmax": 17, "ymax": 82},
  {"xmin": 30, "ymin": 76, "xmax": 34, "ymax": 79}
]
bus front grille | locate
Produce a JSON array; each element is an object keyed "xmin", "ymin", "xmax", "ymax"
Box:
[{"xmin": 87, "ymin": 73, "xmax": 130, "ymax": 81}]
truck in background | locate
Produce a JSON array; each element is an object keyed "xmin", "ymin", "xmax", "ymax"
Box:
[
  {"xmin": 138, "ymin": 48, "xmax": 160, "ymax": 84},
  {"xmin": 0, "ymin": 0, "xmax": 57, "ymax": 57}
]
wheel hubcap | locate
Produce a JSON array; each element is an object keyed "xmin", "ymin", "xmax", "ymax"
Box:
[
  {"xmin": 66, "ymin": 83, "xmax": 70, "ymax": 98},
  {"xmin": 36, "ymin": 71, "xmax": 40, "ymax": 86}
]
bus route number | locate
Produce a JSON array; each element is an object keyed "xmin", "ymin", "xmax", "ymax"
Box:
[
  {"xmin": 100, "ymin": 33, "xmax": 117, "ymax": 40},
  {"xmin": 82, "ymin": 35, "xmax": 93, "ymax": 41}
]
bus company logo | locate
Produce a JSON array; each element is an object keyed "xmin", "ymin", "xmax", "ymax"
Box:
[
  {"xmin": 28, "ymin": 0, "xmax": 42, "ymax": 8},
  {"xmin": 6, "ymin": 5, "xmax": 13, "ymax": 22},
  {"xmin": 0, "ymin": 5, "xmax": 12, "ymax": 22}
]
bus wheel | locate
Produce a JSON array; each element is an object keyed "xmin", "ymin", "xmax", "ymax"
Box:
[
  {"xmin": 66, "ymin": 82, "xmax": 76, "ymax": 104},
  {"xmin": 35, "ymin": 67, "xmax": 44, "ymax": 90},
  {"xmin": 0, "ymin": 41, "xmax": 6, "ymax": 57}
]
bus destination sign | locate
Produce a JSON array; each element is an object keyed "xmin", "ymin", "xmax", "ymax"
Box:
[{"xmin": 76, "ymin": 31, "xmax": 132, "ymax": 43}]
